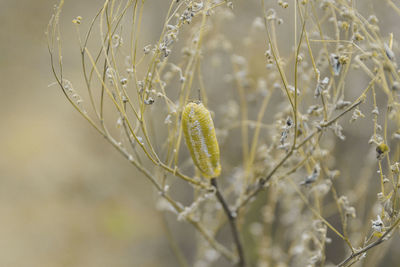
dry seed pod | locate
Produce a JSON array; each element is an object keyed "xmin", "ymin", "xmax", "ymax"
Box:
[{"xmin": 182, "ymin": 102, "xmax": 221, "ymax": 178}]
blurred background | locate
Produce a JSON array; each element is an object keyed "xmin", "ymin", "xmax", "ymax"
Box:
[
  {"xmin": 1, "ymin": 0, "xmax": 400, "ymax": 266},
  {"xmin": 0, "ymin": 0, "xmax": 175, "ymax": 266}
]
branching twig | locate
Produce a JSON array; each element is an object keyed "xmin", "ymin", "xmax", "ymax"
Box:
[
  {"xmin": 337, "ymin": 216, "xmax": 400, "ymax": 267},
  {"xmin": 236, "ymin": 98, "xmax": 364, "ymax": 212},
  {"xmin": 211, "ymin": 178, "xmax": 246, "ymax": 267}
]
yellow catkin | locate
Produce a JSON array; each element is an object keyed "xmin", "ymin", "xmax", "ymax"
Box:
[{"xmin": 182, "ymin": 102, "xmax": 221, "ymax": 178}]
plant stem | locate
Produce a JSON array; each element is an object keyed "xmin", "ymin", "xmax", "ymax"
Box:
[
  {"xmin": 211, "ymin": 178, "xmax": 246, "ymax": 267},
  {"xmin": 236, "ymin": 97, "xmax": 364, "ymax": 212},
  {"xmin": 337, "ymin": 216, "xmax": 400, "ymax": 267}
]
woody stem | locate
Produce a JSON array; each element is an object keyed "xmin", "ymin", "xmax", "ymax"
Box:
[{"xmin": 211, "ymin": 178, "xmax": 246, "ymax": 267}]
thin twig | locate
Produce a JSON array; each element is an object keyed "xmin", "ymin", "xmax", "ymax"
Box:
[
  {"xmin": 337, "ymin": 216, "xmax": 400, "ymax": 267},
  {"xmin": 236, "ymin": 97, "xmax": 364, "ymax": 212},
  {"xmin": 211, "ymin": 178, "xmax": 246, "ymax": 267}
]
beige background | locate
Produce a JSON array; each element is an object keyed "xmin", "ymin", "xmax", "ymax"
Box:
[{"xmin": 0, "ymin": 1, "xmax": 173, "ymax": 266}]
